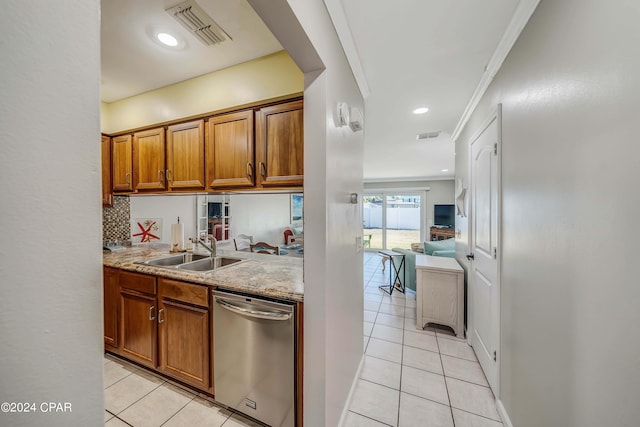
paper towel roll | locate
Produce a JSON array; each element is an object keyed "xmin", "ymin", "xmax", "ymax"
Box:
[{"xmin": 170, "ymin": 223, "xmax": 184, "ymax": 251}]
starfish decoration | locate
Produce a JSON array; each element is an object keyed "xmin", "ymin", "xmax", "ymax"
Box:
[{"xmin": 133, "ymin": 220, "xmax": 160, "ymax": 243}]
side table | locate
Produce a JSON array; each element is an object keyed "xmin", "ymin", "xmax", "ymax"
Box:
[{"xmin": 378, "ymin": 249, "xmax": 405, "ymax": 295}]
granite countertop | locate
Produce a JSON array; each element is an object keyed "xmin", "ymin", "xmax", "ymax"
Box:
[{"xmin": 103, "ymin": 243, "xmax": 304, "ymax": 302}]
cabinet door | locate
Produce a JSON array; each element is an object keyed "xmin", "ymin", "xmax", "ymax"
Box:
[
  {"xmin": 158, "ymin": 299, "xmax": 210, "ymax": 390},
  {"xmin": 121, "ymin": 289, "xmax": 157, "ymax": 368},
  {"xmin": 206, "ymin": 110, "xmax": 254, "ymax": 189},
  {"xmin": 101, "ymin": 135, "xmax": 113, "ymax": 206},
  {"xmin": 256, "ymin": 100, "xmax": 303, "ymax": 187},
  {"xmin": 112, "ymin": 135, "xmax": 133, "ymax": 192},
  {"xmin": 103, "ymin": 267, "xmax": 119, "ymax": 350},
  {"xmin": 167, "ymin": 120, "xmax": 205, "ymax": 190},
  {"xmin": 133, "ymin": 127, "xmax": 166, "ymax": 191}
]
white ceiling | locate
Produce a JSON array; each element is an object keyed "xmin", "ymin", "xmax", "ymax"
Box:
[
  {"xmin": 101, "ymin": 0, "xmax": 522, "ymax": 181},
  {"xmin": 100, "ymin": 0, "xmax": 282, "ymax": 102}
]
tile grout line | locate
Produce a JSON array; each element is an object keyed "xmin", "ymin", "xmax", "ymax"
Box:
[{"xmin": 158, "ymin": 393, "xmax": 201, "ymax": 427}]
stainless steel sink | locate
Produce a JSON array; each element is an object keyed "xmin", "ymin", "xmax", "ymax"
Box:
[
  {"xmin": 176, "ymin": 256, "xmax": 244, "ymax": 272},
  {"xmin": 138, "ymin": 253, "xmax": 209, "ymax": 267}
]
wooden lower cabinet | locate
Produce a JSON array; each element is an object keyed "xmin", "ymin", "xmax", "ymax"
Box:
[
  {"xmin": 158, "ymin": 278, "xmax": 210, "ymax": 390},
  {"xmin": 120, "ymin": 272, "xmax": 158, "ymax": 369},
  {"xmin": 103, "ymin": 267, "xmax": 119, "ymax": 351}
]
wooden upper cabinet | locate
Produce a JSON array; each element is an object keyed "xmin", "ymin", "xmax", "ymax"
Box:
[
  {"xmin": 206, "ymin": 110, "xmax": 254, "ymax": 189},
  {"xmin": 101, "ymin": 135, "xmax": 113, "ymax": 206},
  {"xmin": 256, "ymin": 100, "xmax": 304, "ymax": 188},
  {"xmin": 112, "ymin": 135, "xmax": 133, "ymax": 192},
  {"xmin": 166, "ymin": 120, "xmax": 205, "ymax": 190},
  {"xmin": 133, "ymin": 127, "xmax": 166, "ymax": 191}
]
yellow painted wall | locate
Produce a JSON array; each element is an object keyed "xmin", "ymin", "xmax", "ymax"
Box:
[{"xmin": 101, "ymin": 50, "xmax": 303, "ymax": 133}]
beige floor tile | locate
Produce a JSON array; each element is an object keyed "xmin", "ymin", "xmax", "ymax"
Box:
[
  {"xmin": 163, "ymin": 396, "xmax": 231, "ymax": 427},
  {"xmin": 404, "ymin": 307, "xmax": 416, "ymax": 319},
  {"xmin": 452, "ymin": 408, "xmax": 503, "ymax": 427},
  {"xmin": 364, "ymin": 300, "xmax": 381, "ymax": 312},
  {"xmin": 437, "ymin": 336, "xmax": 477, "ymax": 361},
  {"xmin": 446, "ymin": 377, "xmax": 500, "ymax": 421},
  {"xmin": 360, "ymin": 355, "xmax": 401, "ymax": 390},
  {"xmin": 441, "ymin": 355, "xmax": 489, "ymax": 386},
  {"xmin": 104, "ymin": 371, "xmax": 164, "ymax": 414},
  {"xmin": 381, "ymin": 294, "xmax": 406, "ymax": 307},
  {"xmin": 364, "ymin": 321, "xmax": 374, "ymax": 337},
  {"xmin": 398, "ymin": 392, "xmax": 453, "ymax": 427},
  {"xmin": 402, "ymin": 346, "xmax": 443, "ymax": 375},
  {"xmin": 343, "ymin": 410, "xmax": 390, "ymax": 426},
  {"xmin": 400, "ymin": 366, "xmax": 449, "ymax": 406},
  {"xmin": 105, "ymin": 416, "xmax": 131, "ymax": 427},
  {"xmin": 371, "ymin": 323, "xmax": 404, "ymax": 344},
  {"xmin": 364, "ymin": 310, "xmax": 378, "ymax": 323},
  {"xmin": 349, "ymin": 379, "xmax": 400, "ymax": 426},
  {"xmin": 403, "ymin": 330, "xmax": 438, "ymax": 352},
  {"xmin": 366, "ymin": 338, "xmax": 403, "ymax": 364},
  {"xmin": 118, "ymin": 382, "xmax": 195, "ymax": 427},
  {"xmin": 223, "ymin": 412, "xmax": 267, "ymax": 426},
  {"xmin": 364, "ymin": 335, "xmax": 369, "ymax": 351},
  {"xmin": 103, "ymin": 359, "xmax": 137, "ymax": 388},
  {"xmin": 403, "ymin": 321, "xmax": 436, "ymax": 335},
  {"xmin": 364, "ymin": 293, "xmax": 384, "ymax": 303},
  {"xmin": 376, "ymin": 313, "xmax": 405, "ymax": 329},
  {"xmin": 104, "ymin": 410, "xmax": 114, "ymax": 422},
  {"xmin": 404, "ymin": 299, "xmax": 416, "ymax": 308},
  {"xmin": 379, "ymin": 303, "xmax": 406, "ymax": 317}
]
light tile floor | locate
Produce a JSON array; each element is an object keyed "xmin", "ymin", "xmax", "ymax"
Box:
[
  {"xmin": 103, "ymin": 355, "xmax": 265, "ymax": 427},
  {"xmin": 103, "ymin": 251, "xmax": 502, "ymax": 427},
  {"xmin": 345, "ymin": 251, "xmax": 503, "ymax": 427}
]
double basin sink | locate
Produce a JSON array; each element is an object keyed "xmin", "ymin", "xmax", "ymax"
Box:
[{"xmin": 137, "ymin": 252, "xmax": 244, "ymax": 273}]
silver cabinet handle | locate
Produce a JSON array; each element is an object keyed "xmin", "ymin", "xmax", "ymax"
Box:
[
  {"xmin": 259, "ymin": 162, "xmax": 266, "ymax": 178},
  {"xmin": 149, "ymin": 306, "xmax": 155, "ymax": 321},
  {"xmin": 247, "ymin": 162, "xmax": 253, "ymax": 179},
  {"xmin": 158, "ymin": 308, "xmax": 164, "ymax": 324},
  {"xmin": 165, "ymin": 169, "xmax": 172, "ymax": 182},
  {"xmin": 216, "ymin": 298, "xmax": 291, "ymax": 321},
  {"xmin": 125, "ymin": 172, "xmax": 131, "ymax": 184}
]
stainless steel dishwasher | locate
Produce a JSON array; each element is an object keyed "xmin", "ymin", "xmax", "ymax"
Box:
[{"xmin": 213, "ymin": 290, "xmax": 295, "ymax": 427}]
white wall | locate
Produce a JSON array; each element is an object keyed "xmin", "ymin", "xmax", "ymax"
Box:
[
  {"xmin": 129, "ymin": 195, "xmax": 198, "ymax": 245},
  {"xmin": 0, "ymin": 1, "xmax": 103, "ymax": 426},
  {"xmin": 455, "ymin": 1, "xmax": 640, "ymax": 425},
  {"xmin": 249, "ymin": 1, "xmax": 365, "ymax": 425},
  {"xmin": 230, "ymin": 194, "xmax": 293, "ymax": 244}
]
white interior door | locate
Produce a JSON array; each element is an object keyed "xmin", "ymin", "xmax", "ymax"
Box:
[{"xmin": 469, "ymin": 109, "xmax": 500, "ymax": 394}]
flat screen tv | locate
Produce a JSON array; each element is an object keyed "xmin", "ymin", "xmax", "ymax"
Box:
[{"xmin": 434, "ymin": 204, "xmax": 455, "ymax": 228}]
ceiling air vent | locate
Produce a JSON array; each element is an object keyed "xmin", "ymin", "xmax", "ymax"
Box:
[
  {"xmin": 165, "ymin": 0, "xmax": 231, "ymax": 46},
  {"xmin": 416, "ymin": 131, "xmax": 441, "ymax": 140}
]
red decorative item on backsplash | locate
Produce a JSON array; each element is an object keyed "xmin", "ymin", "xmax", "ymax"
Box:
[{"xmin": 132, "ymin": 219, "xmax": 161, "ymax": 243}]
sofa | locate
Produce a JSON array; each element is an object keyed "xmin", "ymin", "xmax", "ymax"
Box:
[{"xmin": 388, "ymin": 238, "xmax": 455, "ymax": 292}]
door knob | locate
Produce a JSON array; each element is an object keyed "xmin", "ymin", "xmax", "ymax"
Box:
[{"xmin": 466, "ymin": 253, "xmax": 475, "ymax": 261}]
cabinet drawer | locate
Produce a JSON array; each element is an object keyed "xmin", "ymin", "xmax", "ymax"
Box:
[
  {"xmin": 120, "ymin": 271, "xmax": 156, "ymax": 295},
  {"xmin": 159, "ymin": 278, "xmax": 208, "ymax": 307}
]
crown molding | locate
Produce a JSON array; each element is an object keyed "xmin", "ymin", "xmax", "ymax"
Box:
[
  {"xmin": 452, "ymin": 0, "xmax": 541, "ymax": 142},
  {"xmin": 323, "ymin": 0, "xmax": 371, "ymax": 98}
]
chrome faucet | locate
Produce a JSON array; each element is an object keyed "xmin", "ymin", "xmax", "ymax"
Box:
[{"xmin": 197, "ymin": 237, "xmax": 217, "ymax": 258}]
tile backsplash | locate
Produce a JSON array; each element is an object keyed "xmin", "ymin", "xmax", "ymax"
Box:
[{"xmin": 103, "ymin": 196, "xmax": 131, "ymax": 242}]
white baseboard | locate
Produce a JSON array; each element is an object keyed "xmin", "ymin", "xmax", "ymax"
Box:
[
  {"xmin": 337, "ymin": 354, "xmax": 365, "ymax": 426},
  {"xmin": 496, "ymin": 399, "xmax": 514, "ymax": 427}
]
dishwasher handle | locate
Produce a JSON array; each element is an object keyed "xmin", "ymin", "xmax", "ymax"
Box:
[{"xmin": 216, "ymin": 297, "xmax": 292, "ymax": 321}]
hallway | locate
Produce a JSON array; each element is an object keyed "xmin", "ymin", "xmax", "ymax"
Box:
[{"xmin": 345, "ymin": 252, "xmax": 502, "ymax": 426}]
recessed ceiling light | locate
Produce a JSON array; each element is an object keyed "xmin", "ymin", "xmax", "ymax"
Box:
[
  {"xmin": 441, "ymin": 169, "xmax": 449, "ymax": 172},
  {"xmin": 412, "ymin": 107, "xmax": 429, "ymax": 115},
  {"xmin": 157, "ymin": 32, "xmax": 178, "ymax": 47}
]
